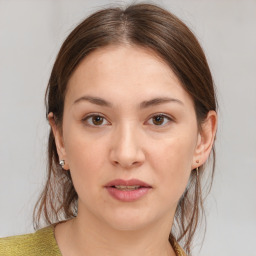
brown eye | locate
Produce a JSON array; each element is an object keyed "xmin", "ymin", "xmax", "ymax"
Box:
[
  {"xmin": 92, "ymin": 116, "xmax": 104, "ymax": 125},
  {"xmin": 147, "ymin": 114, "xmax": 172, "ymax": 126},
  {"xmin": 83, "ymin": 114, "xmax": 109, "ymax": 126},
  {"xmin": 152, "ymin": 115, "xmax": 164, "ymax": 125}
]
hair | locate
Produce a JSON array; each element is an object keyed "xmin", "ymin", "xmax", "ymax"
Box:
[{"xmin": 33, "ymin": 3, "xmax": 217, "ymax": 255}]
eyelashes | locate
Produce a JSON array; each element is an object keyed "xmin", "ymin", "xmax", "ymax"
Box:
[{"xmin": 82, "ymin": 113, "xmax": 173, "ymax": 128}]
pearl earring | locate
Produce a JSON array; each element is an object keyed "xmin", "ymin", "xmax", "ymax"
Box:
[{"xmin": 59, "ymin": 160, "xmax": 65, "ymax": 167}]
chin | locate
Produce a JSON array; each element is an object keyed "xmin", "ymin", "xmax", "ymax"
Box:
[{"xmin": 101, "ymin": 208, "xmax": 160, "ymax": 232}]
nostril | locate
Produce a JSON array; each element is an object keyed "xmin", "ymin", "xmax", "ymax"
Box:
[{"xmin": 111, "ymin": 159, "xmax": 142, "ymax": 169}]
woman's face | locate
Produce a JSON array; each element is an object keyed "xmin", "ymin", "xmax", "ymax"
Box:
[{"xmin": 54, "ymin": 45, "xmax": 204, "ymax": 231}]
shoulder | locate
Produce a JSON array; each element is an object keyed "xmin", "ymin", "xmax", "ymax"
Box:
[{"xmin": 0, "ymin": 226, "xmax": 61, "ymax": 256}]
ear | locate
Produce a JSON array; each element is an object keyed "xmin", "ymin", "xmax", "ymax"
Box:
[
  {"xmin": 48, "ymin": 112, "xmax": 69, "ymax": 170},
  {"xmin": 192, "ymin": 110, "xmax": 217, "ymax": 169}
]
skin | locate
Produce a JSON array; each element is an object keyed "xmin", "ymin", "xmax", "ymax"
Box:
[{"xmin": 49, "ymin": 45, "xmax": 217, "ymax": 256}]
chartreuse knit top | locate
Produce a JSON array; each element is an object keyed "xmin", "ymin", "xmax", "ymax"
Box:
[{"xmin": 0, "ymin": 225, "xmax": 186, "ymax": 256}]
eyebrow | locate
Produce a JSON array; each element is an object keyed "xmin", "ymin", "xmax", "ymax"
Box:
[
  {"xmin": 73, "ymin": 95, "xmax": 183, "ymax": 108},
  {"xmin": 73, "ymin": 96, "xmax": 112, "ymax": 107},
  {"xmin": 139, "ymin": 97, "xmax": 184, "ymax": 108}
]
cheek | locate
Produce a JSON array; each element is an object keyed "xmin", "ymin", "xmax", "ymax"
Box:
[
  {"xmin": 149, "ymin": 135, "xmax": 196, "ymax": 200},
  {"xmin": 64, "ymin": 120, "xmax": 107, "ymax": 165},
  {"xmin": 63, "ymin": 126, "xmax": 108, "ymax": 197}
]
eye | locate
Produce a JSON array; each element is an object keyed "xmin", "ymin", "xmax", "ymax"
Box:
[
  {"xmin": 147, "ymin": 114, "xmax": 172, "ymax": 126},
  {"xmin": 83, "ymin": 114, "xmax": 110, "ymax": 127}
]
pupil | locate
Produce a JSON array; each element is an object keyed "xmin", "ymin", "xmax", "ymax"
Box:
[
  {"xmin": 93, "ymin": 116, "xmax": 103, "ymax": 125},
  {"xmin": 153, "ymin": 116, "xmax": 163, "ymax": 125}
]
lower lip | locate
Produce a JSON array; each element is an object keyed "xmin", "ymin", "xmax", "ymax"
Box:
[{"xmin": 105, "ymin": 187, "xmax": 151, "ymax": 202}]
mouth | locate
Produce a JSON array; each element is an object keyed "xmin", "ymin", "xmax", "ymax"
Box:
[
  {"xmin": 112, "ymin": 185, "xmax": 142, "ymax": 191},
  {"xmin": 104, "ymin": 179, "xmax": 152, "ymax": 202}
]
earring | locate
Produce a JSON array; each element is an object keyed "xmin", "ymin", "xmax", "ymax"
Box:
[
  {"xmin": 195, "ymin": 160, "xmax": 200, "ymax": 176},
  {"xmin": 59, "ymin": 160, "xmax": 65, "ymax": 167},
  {"xmin": 196, "ymin": 167, "xmax": 199, "ymax": 176}
]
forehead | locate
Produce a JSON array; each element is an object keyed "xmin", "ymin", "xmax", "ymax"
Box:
[
  {"xmin": 69, "ymin": 44, "xmax": 176, "ymax": 83},
  {"xmin": 65, "ymin": 44, "xmax": 193, "ymax": 107}
]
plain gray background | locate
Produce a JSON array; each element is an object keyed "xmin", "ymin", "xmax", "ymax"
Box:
[{"xmin": 0, "ymin": 0, "xmax": 256, "ymax": 255}]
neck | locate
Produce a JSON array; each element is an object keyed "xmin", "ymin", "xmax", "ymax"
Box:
[{"xmin": 55, "ymin": 203, "xmax": 177, "ymax": 256}]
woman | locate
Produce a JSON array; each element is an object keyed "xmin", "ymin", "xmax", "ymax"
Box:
[{"xmin": 0, "ymin": 3, "xmax": 217, "ymax": 256}]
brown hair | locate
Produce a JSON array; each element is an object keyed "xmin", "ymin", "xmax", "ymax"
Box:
[{"xmin": 34, "ymin": 3, "xmax": 217, "ymax": 255}]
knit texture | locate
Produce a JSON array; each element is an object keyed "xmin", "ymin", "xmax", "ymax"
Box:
[
  {"xmin": 0, "ymin": 226, "xmax": 61, "ymax": 256},
  {"xmin": 0, "ymin": 225, "xmax": 186, "ymax": 256}
]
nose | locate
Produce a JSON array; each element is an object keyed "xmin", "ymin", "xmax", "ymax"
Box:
[{"xmin": 109, "ymin": 123, "xmax": 145, "ymax": 169}]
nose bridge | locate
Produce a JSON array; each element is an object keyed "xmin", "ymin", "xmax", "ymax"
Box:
[{"xmin": 110, "ymin": 120, "xmax": 144, "ymax": 168}]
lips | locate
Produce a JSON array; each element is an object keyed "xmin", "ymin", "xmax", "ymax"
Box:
[{"xmin": 104, "ymin": 179, "xmax": 152, "ymax": 202}]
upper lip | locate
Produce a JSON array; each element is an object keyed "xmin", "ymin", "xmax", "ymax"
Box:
[{"xmin": 104, "ymin": 179, "xmax": 152, "ymax": 188}]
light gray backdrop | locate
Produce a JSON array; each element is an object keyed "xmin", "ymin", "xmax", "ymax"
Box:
[{"xmin": 0, "ymin": 0, "xmax": 255, "ymax": 255}]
